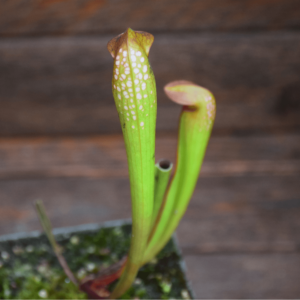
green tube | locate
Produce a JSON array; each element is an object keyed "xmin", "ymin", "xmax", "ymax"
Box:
[
  {"xmin": 107, "ymin": 28, "xmax": 157, "ymax": 298},
  {"xmin": 151, "ymin": 159, "xmax": 173, "ymax": 228},
  {"xmin": 143, "ymin": 80, "xmax": 216, "ymax": 265}
]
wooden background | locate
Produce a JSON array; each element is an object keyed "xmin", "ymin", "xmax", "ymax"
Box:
[{"xmin": 0, "ymin": 0, "xmax": 300, "ymax": 298}]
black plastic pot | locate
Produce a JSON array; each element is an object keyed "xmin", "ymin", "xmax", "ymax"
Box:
[{"xmin": 0, "ymin": 219, "xmax": 195, "ymax": 299}]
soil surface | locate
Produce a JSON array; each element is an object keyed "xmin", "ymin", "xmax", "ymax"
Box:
[{"xmin": 0, "ymin": 223, "xmax": 192, "ymax": 299}]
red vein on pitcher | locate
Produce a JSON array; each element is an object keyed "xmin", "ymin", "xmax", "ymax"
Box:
[{"xmin": 143, "ymin": 80, "xmax": 216, "ymax": 265}]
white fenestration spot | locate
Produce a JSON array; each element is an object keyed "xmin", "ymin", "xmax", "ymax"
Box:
[
  {"xmin": 116, "ymin": 55, "xmax": 120, "ymax": 60},
  {"xmin": 144, "ymin": 74, "xmax": 148, "ymax": 80},
  {"xmin": 137, "ymin": 73, "xmax": 142, "ymax": 79},
  {"xmin": 136, "ymin": 51, "xmax": 142, "ymax": 56},
  {"xmin": 118, "ymin": 94, "xmax": 121, "ymax": 100},
  {"xmin": 124, "ymin": 106, "xmax": 128, "ymax": 110},
  {"xmin": 133, "ymin": 116, "xmax": 136, "ymax": 120},
  {"xmin": 139, "ymin": 105, "xmax": 143, "ymax": 110},
  {"xmin": 131, "ymin": 55, "xmax": 136, "ymax": 61},
  {"xmin": 123, "ymin": 51, "xmax": 127, "ymax": 57},
  {"xmin": 132, "ymin": 63, "xmax": 136, "ymax": 67},
  {"xmin": 134, "ymin": 79, "xmax": 139, "ymax": 84},
  {"xmin": 125, "ymin": 94, "xmax": 129, "ymax": 98},
  {"xmin": 121, "ymin": 83, "xmax": 125, "ymax": 89},
  {"xmin": 142, "ymin": 83, "xmax": 146, "ymax": 90},
  {"xmin": 38, "ymin": 289, "xmax": 48, "ymax": 299},
  {"xmin": 121, "ymin": 74, "xmax": 126, "ymax": 80},
  {"xmin": 138, "ymin": 64, "xmax": 141, "ymax": 68},
  {"xmin": 116, "ymin": 61, "xmax": 120, "ymax": 66},
  {"xmin": 115, "ymin": 68, "xmax": 119, "ymax": 75},
  {"xmin": 140, "ymin": 57, "xmax": 145, "ymax": 62},
  {"xmin": 125, "ymin": 68, "xmax": 130, "ymax": 74},
  {"xmin": 123, "ymin": 58, "xmax": 126, "ymax": 62},
  {"xmin": 131, "ymin": 49, "xmax": 135, "ymax": 54},
  {"xmin": 140, "ymin": 122, "xmax": 144, "ymax": 126},
  {"xmin": 117, "ymin": 86, "xmax": 121, "ymax": 92},
  {"xmin": 129, "ymin": 88, "xmax": 133, "ymax": 92},
  {"xmin": 134, "ymin": 68, "xmax": 139, "ymax": 74},
  {"xmin": 137, "ymin": 93, "xmax": 142, "ymax": 100},
  {"xmin": 143, "ymin": 65, "xmax": 148, "ymax": 72},
  {"xmin": 132, "ymin": 125, "xmax": 135, "ymax": 128},
  {"xmin": 131, "ymin": 111, "xmax": 135, "ymax": 114},
  {"xmin": 114, "ymin": 75, "xmax": 118, "ymax": 80},
  {"xmin": 136, "ymin": 87, "xmax": 140, "ymax": 92},
  {"xmin": 126, "ymin": 81, "xmax": 132, "ymax": 87},
  {"xmin": 127, "ymin": 118, "xmax": 129, "ymax": 121},
  {"xmin": 144, "ymin": 94, "xmax": 148, "ymax": 98}
]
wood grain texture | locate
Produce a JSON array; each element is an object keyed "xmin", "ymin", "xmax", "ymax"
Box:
[
  {"xmin": 0, "ymin": 0, "xmax": 300, "ymax": 37},
  {"xmin": 0, "ymin": 134, "xmax": 300, "ymax": 179},
  {"xmin": 185, "ymin": 254, "xmax": 300, "ymax": 298},
  {"xmin": 0, "ymin": 134, "xmax": 299, "ymax": 253},
  {"xmin": 0, "ymin": 176, "xmax": 299, "ymax": 252},
  {"xmin": 179, "ymin": 175, "xmax": 300, "ymax": 254},
  {"xmin": 1, "ymin": 33, "xmax": 300, "ymax": 136}
]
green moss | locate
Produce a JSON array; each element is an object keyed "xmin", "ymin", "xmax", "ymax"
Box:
[{"xmin": 0, "ymin": 224, "xmax": 192, "ymax": 299}]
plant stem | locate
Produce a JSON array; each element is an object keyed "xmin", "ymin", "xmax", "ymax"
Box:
[
  {"xmin": 151, "ymin": 159, "xmax": 172, "ymax": 228},
  {"xmin": 35, "ymin": 200, "xmax": 78, "ymax": 286}
]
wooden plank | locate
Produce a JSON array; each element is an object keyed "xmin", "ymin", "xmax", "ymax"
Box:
[
  {"xmin": 1, "ymin": 33, "xmax": 300, "ymax": 136},
  {"xmin": 179, "ymin": 175, "xmax": 300, "ymax": 254},
  {"xmin": 0, "ymin": 177, "xmax": 131, "ymax": 235},
  {"xmin": 185, "ymin": 254, "xmax": 300, "ymax": 298},
  {"xmin": 0, "ymin": 135, "xmax": 299, "ymax": 253},
  {"xmin": 0, "ymin": 175, "xmax": 299, "ymax": 251},
  {"xmin": 0, "ymin": 134, "xmax": 300, "ymax": 179},
  {"xmin": 1, "ymin": 0, "xmax": 300, "ymax": 36}
]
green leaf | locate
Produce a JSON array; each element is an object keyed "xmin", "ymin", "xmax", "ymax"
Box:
[
  {"xmin": 143, "ymin": 80, "xmax": 216, "ymax": 264},
  {"xmin": 107, "ymin": 28, "xmax": 157, "ymax": 299}
]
